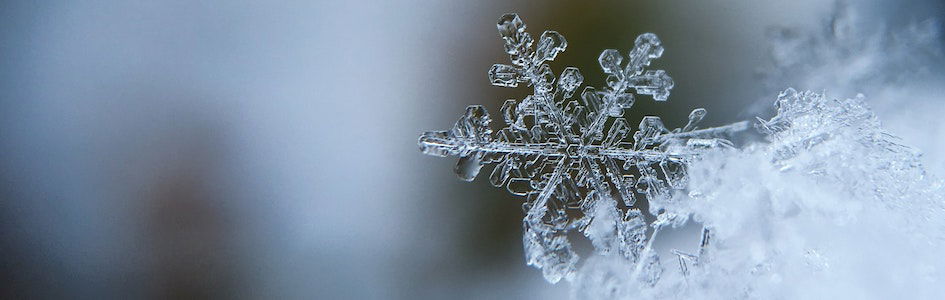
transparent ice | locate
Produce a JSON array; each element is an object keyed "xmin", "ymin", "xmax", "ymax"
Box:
[
  {"xmin": 418, "ymin": 13, "xmax": 746, "ymax": 285},
  {"xmin": 419, "ymin": 11, "xmax": 945, "ymax": 299}
]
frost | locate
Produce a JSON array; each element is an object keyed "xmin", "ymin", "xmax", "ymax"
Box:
[{"xmin": 419, "ymin": 13, "xmax": 746, "ymax": 285}]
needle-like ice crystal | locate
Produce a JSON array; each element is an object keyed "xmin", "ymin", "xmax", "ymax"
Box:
[{"xmin": 418, "ymin": 13, "xmax": 747, "ymax": 284}]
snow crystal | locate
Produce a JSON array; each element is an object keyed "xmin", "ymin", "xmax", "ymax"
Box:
[
  {"xmin": 418, "ymin": 13, "xmax": 746, "ymax": 284},
  {"xmin": 419, "ymin": 10, "xmax": 945, "ymax": 299}
]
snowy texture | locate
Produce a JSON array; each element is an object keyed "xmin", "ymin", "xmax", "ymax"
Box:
[
  {"xmin": 418, "ymin": 13, "xmax": 746, "ymax": 284},
  {"xmin": 652, "ymin": 89, "xmax": 945, "ymax": 299},
  {"xmin": 574, "ymin": 89, "xmax": 945, "ymax": 298}
]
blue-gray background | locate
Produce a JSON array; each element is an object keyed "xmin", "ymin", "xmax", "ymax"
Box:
[{"xmin": 1, "ymin": 1, "xmax": 942, "ymax": 299}]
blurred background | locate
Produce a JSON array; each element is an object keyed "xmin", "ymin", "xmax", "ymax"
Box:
[{"xmin": 1, "ymin": 0, "xmax": 943, "ymax": 299}]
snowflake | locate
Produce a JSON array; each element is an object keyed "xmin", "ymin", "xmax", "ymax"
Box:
[{"xmin": 418, "ymin": 13, "xmax": 747, "ymax": 284}]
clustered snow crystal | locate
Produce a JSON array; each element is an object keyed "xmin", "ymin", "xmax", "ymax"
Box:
[{"xmin": 651, "ymin": 89, "xmax": 945, "ymax": 299}]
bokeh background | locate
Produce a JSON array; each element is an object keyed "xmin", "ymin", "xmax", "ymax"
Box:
[{"xmin": 1, "ymin": 1, "xmax": 943, "ymax": 299}]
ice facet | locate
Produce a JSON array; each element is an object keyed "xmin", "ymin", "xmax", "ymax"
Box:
[
  {"xmin": 535, "ymin": 31, "xmax": 568, "ymax": 62},
  {"xmin": 558, "ymin": 67, "xmax": 584, "ymax": 98},
  {"xmin": 637, "ymin": 116, "xmax": 668, "ymax": 142},
  {"xmin": 489, "ymin": 64, "xmax": 521, "ymax": 87},
  {"xmin": 535, "ymin": 64, "xmax": 555, "ymax": 92},
  {"xmin": 598, "ymin": 49, "xmax": 624, "ymax": 74},
  {"xmin": 455, "ymin": 153, "xmax": 484, "ymax": 181},
  {"xmin": 497, "ymin": 13, "xmax": 528, "ymax": 55},
  {"xmin": 626, "ymin": 33, "xmax": 664, "ymax": 76},
  {"xmin": 630, "ymin": 70, "xmax": 674, "ymax": 101}
]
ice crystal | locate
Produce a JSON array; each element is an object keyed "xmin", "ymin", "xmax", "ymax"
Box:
[{"xmin": 418, "ymin": 13, "xmax": 747, "ymax": 284}]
